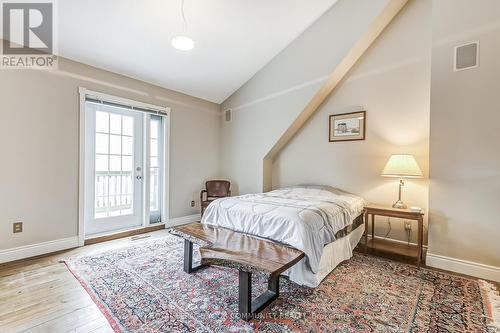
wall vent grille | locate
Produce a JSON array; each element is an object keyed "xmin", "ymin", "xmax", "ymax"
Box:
[
  {"xmin": 224, "ymin": 109, "xmax": 232, "ymax": 123},
  {"xmin": 454, "ymin": 41, "xmax": 479, "ymax": 71}
]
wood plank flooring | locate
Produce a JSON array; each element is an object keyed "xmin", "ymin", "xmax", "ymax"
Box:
[
  {"xmin": 0, "ymin": 230, "xmax": 169, "ymax": 333},
  {"xmin": 1, "ymin": 231, "xmax": 498, "ymax": 332}
]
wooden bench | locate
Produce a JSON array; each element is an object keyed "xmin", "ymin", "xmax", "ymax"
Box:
[{"xmin": 169, "ymin": 222, "xmax": 305, "ymax": 321}]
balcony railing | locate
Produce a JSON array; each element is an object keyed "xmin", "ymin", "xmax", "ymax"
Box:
[
  {"xmin": 95, "ymin": 171, "xmax": 133, "ymax": 217},
  {"xmin": 94, "ymin": 170, "xmax": 160, "ymax": 218}
]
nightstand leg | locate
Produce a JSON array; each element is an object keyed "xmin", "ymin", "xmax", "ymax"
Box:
[
  {"xmin": 371, "ymin": 214, "xmax": 375, "ymax": 240},
  {"xmin": 417, "ymin": 217, "xmax": 423, "ymax": 267},
  {"xmin": 364, "ymin": 211, "xmax": 369, "ymax": 253}
]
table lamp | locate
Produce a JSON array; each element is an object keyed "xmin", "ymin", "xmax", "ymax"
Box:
[{"xmin": 381, "ymin": 154, "xmax": 423, "ymax": 209}]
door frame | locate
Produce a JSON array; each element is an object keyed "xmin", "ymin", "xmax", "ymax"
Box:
[{"xmin": 78, "ymin": 87, "xmax": 170, "ymax": 246}]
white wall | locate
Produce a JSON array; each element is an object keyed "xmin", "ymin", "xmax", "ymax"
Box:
[
  {"xmin": 0, "ymin": 57, "xmax": 220, "ymax": 251},
  {"xmin": 221, "ymin": 0, "xmax": 431, "ymax": 244},
  {"xmin": 428, "ymin": 0, "xmax": 500, "ymax": 267},
  {"xmin": 221, "ymin": 0, "xmax": 390, "ymax": 195}
]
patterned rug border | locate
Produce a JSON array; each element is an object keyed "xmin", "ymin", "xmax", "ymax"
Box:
[
  {"xmin": 480, "ymin": 280, "xmax": 500, "ymax": 331},
  {"xmin": 65, "ymin": 261, "xmax": 124, "ymax": 333},
  {"xmin": 64, "ymin": 237, "xmax": 500, "ymax": 332}
]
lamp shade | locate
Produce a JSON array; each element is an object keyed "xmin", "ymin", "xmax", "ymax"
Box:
[{"xmin": 381, "ymin": 154, "xmax": 423, "ymax": 178}]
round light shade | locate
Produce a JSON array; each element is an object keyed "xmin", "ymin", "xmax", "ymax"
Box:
[
  {"xmin": 171, "ymin": 36, "xmax": 194, "ymax": 51},
  {"xmin": 381, "ymin": 154, "xmax": 423, "ymax": 178}
]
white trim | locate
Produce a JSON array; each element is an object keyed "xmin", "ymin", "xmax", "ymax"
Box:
[
  {"xmin": 143, "ymin": 114, "xmax": 151, "ymax": 227},
  {"xmin": 426, "ymin": 252, "xmax": 500, "ymax": 282},
  {"xmin": 162, "ymin": 115, "xmax": 171, "ymax": 225},
  {"xmin": 78, "ymin": 89, "xmax": 86, "ymax": 246},
  {"xmin": 84, "ymin": 223, "xmax": 165, "ymax": 240},
  {"xmin": 167, "ymin": 214, "xmax": 201, "ymax": 227},
  {"xmin": 79, "ymin": 87, "xmax": 169, "ymax": 113},
  {"xmin": 0, "ymin": 237, "xmax": 79, "ymax": 264}
]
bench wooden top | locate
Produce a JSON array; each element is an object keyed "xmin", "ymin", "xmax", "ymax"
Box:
[{"xmin": 169, "ymin": 223, "xmax": 305, "ymax": 276}]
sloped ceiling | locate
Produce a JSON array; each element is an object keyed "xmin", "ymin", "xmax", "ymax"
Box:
[{"xmin": 59, "ymin": 0, "xmax": 338, "ymax": 103}]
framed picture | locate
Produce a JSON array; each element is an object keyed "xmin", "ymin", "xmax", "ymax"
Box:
[{"xmin": 329, "ymin": 111, "xmax": 366, "ymax": 142}]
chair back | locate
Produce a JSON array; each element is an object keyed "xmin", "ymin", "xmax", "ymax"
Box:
[{"xmin": 206, "ymin": 180, "xmax": 231, "ymax": 198}]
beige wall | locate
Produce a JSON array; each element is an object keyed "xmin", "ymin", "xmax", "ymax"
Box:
[
  {"xmin": 1, "ymin": 0, "xmax": 498, "ymax": 275},
  {"xmin": 274, "ymin": 0, "xmax": 431, "ymax": 244},
  {"xmin": 0, "ymin": 57, "xmax": 221, "ymax": 250},
  {"xmin": 222, "ymin": 0, "xmax": 431, "ymax": 244},
  {"xmin": 221, "ymin": 0, "xmax": 390, "ymax": 195},
  {"xmin": 428, "ymin": 0, "xmax": 500, "ymax": 267}
]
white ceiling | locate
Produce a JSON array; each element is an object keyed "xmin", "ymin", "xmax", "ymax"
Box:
[{"xmin": 59, "ymin": 0, "xmax": 338, "ymax": 103}]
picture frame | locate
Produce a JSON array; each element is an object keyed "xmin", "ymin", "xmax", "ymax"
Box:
[{"xmin": 329, "ymin": 111, "xmax": 366, "ymax": 142}]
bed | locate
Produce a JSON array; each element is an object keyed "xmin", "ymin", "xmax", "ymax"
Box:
[{"xmin": 201, "ymin": 186, "xmax": 366, "ymax": 287}]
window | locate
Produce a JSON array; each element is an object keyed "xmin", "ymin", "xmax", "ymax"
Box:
[{"xmin": 149, "ymin": 115, "xmax": 164, "ymax": 223}]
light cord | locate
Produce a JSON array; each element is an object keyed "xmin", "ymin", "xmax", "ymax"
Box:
[{"xmin": 181, "ymin": 0, "xmax": 188, "ymax": 32}]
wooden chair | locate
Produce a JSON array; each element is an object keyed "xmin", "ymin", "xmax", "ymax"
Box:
[{"xmin": 200, "ymin": 180, "xmax": 231, "ymax": 215}]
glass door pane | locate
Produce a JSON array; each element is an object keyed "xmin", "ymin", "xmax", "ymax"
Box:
[
  {"xmin": 94, "ymin": 111, "xmax": 135, "ymax": 218},
  {"xmin": 149, "ymin": 115, "xmax": 163, "ymax": 223},
  {"xmin": 84, "ymin": 102, "xmax": 144, "ymax": 236}
]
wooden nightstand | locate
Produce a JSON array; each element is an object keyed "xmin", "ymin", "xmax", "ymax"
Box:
[{"xmin": 363, "ymin": 204, "xmax": 425, "ymax": 266}]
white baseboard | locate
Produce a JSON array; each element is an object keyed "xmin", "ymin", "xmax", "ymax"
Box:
[
  {"xmin": 167, "ymin": 214, "xmax": 201, "ymax": 227},
  {"xmin": 0, "ymin": 214, "xmax": 200, "ymax": 264},
  {"xmin": 426, "ymin": 252, "xmax": 500, "ymax": 282},
  {"xmin": 0, "ymin": 236, "xmax": 80, "ymax": 264}
]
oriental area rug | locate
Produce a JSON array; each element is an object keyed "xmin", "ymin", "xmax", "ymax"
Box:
[{"xmin": 65, "ymin": 234, "xmax": 500, "ymax": 333}]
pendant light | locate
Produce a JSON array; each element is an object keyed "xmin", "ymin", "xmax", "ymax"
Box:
[{"xmin": 171, "ymin": 0, "xmax": 195, "ymax": 51}]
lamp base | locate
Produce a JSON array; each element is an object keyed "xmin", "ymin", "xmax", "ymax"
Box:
[{"xmin": 392, "ymin": 200, "xmax": 407, "ymax": 209}]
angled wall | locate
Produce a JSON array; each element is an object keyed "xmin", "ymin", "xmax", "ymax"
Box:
[
  {"xmin": 273, "ymin": 0, "xmax": 431, "ymax": 244},
  {"xmin": 221, "ymin": 0, "xmax": 392, "ymax": 195},
  {"xmin": 221, "ymin": 0, "xmax": 429, "ymax": 244}
]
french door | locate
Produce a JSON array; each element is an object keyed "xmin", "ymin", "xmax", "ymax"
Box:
[
  {"xmin": 81, "ymin": 89, "xmax": 168, "ymax": 239},
  {"xmin": 84, "ymin": 102, "xmax": 144, "ymax": 235}
]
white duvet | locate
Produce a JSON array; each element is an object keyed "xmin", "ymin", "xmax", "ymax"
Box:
[{"xmin": 201, "ymin": 186, "xmax": 366, "ymax": 275}]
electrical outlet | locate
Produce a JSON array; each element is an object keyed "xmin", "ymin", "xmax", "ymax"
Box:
[
  {"xmin": 190, "ymin": 200, "xmax": 195, "ymax": 207},
  {"xmin": 404, "ymin": 222, "xmax": 412, "ymax": 231},
  {"xmin": 13, "ymin": 222, "xmax": 23, "ymax": 233}
]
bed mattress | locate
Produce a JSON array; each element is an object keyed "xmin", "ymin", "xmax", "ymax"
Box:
[{"xmin": 201, "ymin": 186, "xmax": 366, "ymax": 281}]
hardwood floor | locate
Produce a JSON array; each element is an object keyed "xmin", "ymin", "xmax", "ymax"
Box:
[
  {"xmin": 0, "ymin": 230, "xmax": 169, "ymax": 333},
  {"xmin": 1, "ymin": 231, "xmax": 498, "ymax": 332}
]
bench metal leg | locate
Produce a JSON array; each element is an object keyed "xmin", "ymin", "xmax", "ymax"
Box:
[
  {"xmin": 238, "ymin": 271, "xmax": 280, "ymax": 321},
  {"xmin": 183, "ymin": 239, "xmax": 205, "ymax": 273},
  {"xmin": 239, "ymin": 271, "xmax": 252, "ymax": 320}
]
